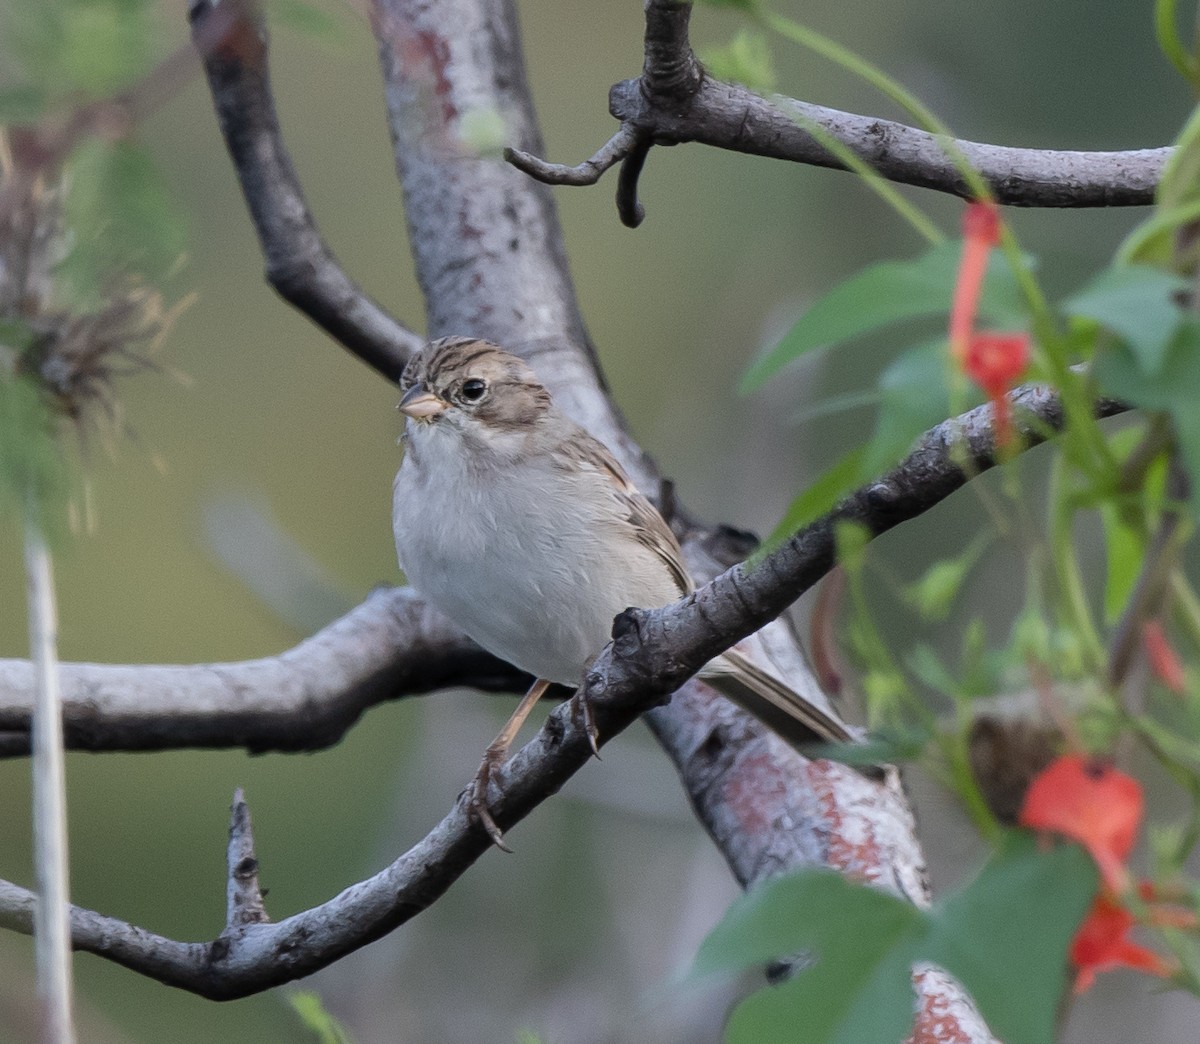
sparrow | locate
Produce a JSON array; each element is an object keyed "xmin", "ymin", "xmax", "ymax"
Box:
[{"xmin": 393, "ymin": 337, "xmax": 850, "ymax": 846}]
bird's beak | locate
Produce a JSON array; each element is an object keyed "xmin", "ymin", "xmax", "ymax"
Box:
[{"xmin": 398, "ymin": 382, "xmax": 448, "ymax": 421}]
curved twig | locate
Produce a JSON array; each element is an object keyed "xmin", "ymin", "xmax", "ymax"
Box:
[
  {"xmin": 188, "ymin": 0, "xmax": 423, "ymax": 380},
  {"xmin": 616, "ymin": 137, "xmax": 651, "ymax": 228},
  {"xmin": 504, "ymin": 125, "xmax": 645, "ymax": 187}
]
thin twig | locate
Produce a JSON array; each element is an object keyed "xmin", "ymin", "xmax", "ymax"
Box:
[
  {"xmin": 225, "ymin": 789, "xmax": 268, "ymax": 929},
  {"xmin": 616, "ymin": 138, "xmax": 651, "ymax": 228},
  {"xmin": 504, "ymin": 126, "xmax": 643, "ymax": 186},
  {"xmin": 24, "ymin": 519, "xmax": 75, "ymax": 1044}
]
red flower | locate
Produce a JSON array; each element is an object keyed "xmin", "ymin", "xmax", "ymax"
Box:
[
  {"xmin": 1143, "ymin": 619, "xmax": 1187, "ymax": 694},
  {"xmin": 963, "ymin": 331, "xmax": 1030, "ymax": 394},
  {"xmin": 949, "ymin": 201, "xmax": 1029, "ymax": 449},
  {"xmin": 1018, "ymin": 754, "xmax": 1142, "ymax": 892},
  {"xmin": 1070, "ymin": 889, "xmax": 1172, "ymax": 993},
  {"xmin": 949, "ymin": 201, "xmax": 1001, "ymax": 361},
  {"xmin": 963, "ymin": 331, "xmax": 1030, "ymax": 449}
]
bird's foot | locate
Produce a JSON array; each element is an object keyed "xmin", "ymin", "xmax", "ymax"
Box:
[
  {"xmin": 571, "ymin": 690, "xmax": 602, "ymax": 759},
  {"xmin": 465, "ymin": 746, "xmax": 513, "ymax": 853}
]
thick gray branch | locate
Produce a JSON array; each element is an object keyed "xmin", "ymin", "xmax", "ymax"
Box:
[
  {"xmin": 0, "ymin": 588, "xmax": 526, "ymax": 756},
  {"xmin": 0, "ymin": 668, "xmax": 701, "ymax": 998}
]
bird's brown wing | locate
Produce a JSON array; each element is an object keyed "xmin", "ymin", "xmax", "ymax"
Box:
[
  {"xmin": 565, "ymin": 427, "xmax": 694, "ymax": 595},
  {"xmin": 561, "ymin": 423, "xmax": 852, "ymax": 747}
]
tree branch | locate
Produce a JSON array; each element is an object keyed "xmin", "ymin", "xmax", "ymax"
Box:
[
  {"xmin": 0, "ymin": 665, "xmax": 689, "ymax": 998},
  {"xmin": 511, "ymin": 0, "xmax": 1167, "ymax": 217},
  {"xmin": 609, "ymin": 77, "xmax": 1167, "ymax": 207},
  {"xmin": 188, "ymin": 0, "xmax": 423, "ymax": 380},
  {"xmin": 0, "ymin": 588, "xmax": 526, "ymax": 756}
]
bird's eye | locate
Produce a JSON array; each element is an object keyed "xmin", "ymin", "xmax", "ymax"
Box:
[{"xmin": 460, "ymin": 378, "xmax": 488, "ymax": 402}]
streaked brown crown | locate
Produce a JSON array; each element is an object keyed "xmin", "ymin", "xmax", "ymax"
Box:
[{"xmin": 401, "ymin": 337, "xmax": 551, "ymax": 429}]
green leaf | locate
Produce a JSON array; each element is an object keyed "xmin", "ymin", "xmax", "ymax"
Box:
[
  {"xmin": 741, "ymin": 241, "xmax": 1027, "ymax": 392},
  {"xmin": 288, "ymin": 990, "xmax": 355, "ymax": 1044},
  {"xmin": 1158, "ymin": 96, "xmax": 1200, "ymax": 212},
  {"xmin": 58, "ymin": 0, "xmax": 154, "ymax": 97},
  {"xmin": 906, "ymin": 644, "xmax": 959, "ymax": 695},
  {"xmin": 1094, "ymin": 320, "xmax": 1200, "ymax": 507},
  {"xmin": 834, "ymin": 519, "xmax": 872, "ymax": 566},
  {"xmin": 60, "ymin": 139, "xmax": 186, "ymax": 302},
  {"xmin": 1156, "ymin": 0, "xmax": 1200, "ymax": 87},
  {"xmin": 757, "ymin": 341, "xmax": 960, "ymax": 555},
  {"xmin": 1099, "ymin": 504, "xmax": 1145, "ymax": 625},
  {"xmin": 903, "ymin": 538, "xmax": 987, "ymax": 622},
  {"xmin": 698, "ymin": 869, "xmax": 920, "ymax": 1044},
  {"xmin": 921, "ymin": 836, "xmax": 1096, "ymax": 1044},
  {"xmin": 1064, "ymin": 265, "xmax": 1188, "ymax": 374},
  {"xmin": 906, "ymin": 560, "xmax": 974, "ymax": 621},
  {"xmin": 1116, "ymin": 198, "xmax": 1200, "ymax": 268},
  {"xmin": 862, "ymin": 338, "xmax": 956, "ymax": 477},
  {"xmin": 805, "ymin": 727, "xmax": 931, "ymax": 767},
  {"xmin": 790, "ymin": 387, "xmax": 881, "ymax": 425},
  {"xmin": 1011, "ymin": 605, "xmax": 1052, "ymax": 663},
  {"xmin": 693, "ymin": 834, "xmax": 1096, "ymax": 1044},
  {"xmin": 960, "ymin": 618, "xmax": 989, "ymax": 692},
  {"xmin": 698, "ymin": 29, "xmax": 776, "ymax": 93}
]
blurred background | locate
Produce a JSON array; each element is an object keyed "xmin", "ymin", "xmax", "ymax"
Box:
[{"xmin": 0, "ymin": 0, "xmax": 1192, "ymax": 1039}]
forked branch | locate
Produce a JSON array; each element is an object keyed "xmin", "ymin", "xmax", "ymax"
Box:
[{"xmin": 509, "ymin": 0, "xmax": 1167, "ymax": 221}]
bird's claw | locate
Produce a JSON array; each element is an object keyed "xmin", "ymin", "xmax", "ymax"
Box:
[
  {"xmin": 466, "ymin": 749, "xmax": 513, "ymax": 853},
  {"xmin": 572, "ymin": 691, "xmax": 602, "ymax": 759}
]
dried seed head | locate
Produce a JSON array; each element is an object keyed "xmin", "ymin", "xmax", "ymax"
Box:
[{"xmin": 1, "ymin": 130, "xmax": 188, "ymax": 444}]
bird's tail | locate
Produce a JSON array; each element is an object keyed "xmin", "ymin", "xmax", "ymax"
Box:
[{"xmin": 699, "ymin": 648, "xmax": 854, "ymax": 747}]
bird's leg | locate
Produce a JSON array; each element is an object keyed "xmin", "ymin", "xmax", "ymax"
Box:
[{"xmin": 468, "ymin": 677, "xmax": 551, "ymax": 850}]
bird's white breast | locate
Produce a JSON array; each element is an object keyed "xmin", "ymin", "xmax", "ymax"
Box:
[{"xmin": 393, "ymin": 421, "xmax": 677, "ymax": 686}]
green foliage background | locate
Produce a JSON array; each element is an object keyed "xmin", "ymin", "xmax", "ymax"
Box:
[{"xmin": 0, "ymin": 0, "xmax": 1189, "ymax": 1040}]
